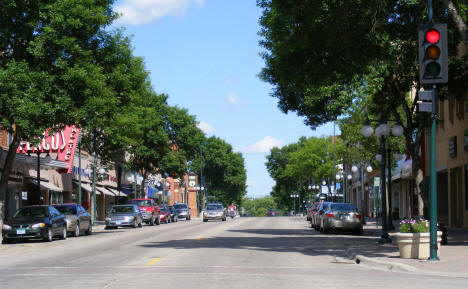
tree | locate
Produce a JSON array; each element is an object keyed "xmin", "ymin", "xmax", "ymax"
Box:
[
  {"xmin": 0, "ymin": 0, "xmax": 117, "ymax": 223},
  {"xmin": 190, "ymin": 136, "xmax": 247, "ymax": 206},
  {"xmin": 258, "ymin": 0, "xmax": 467, "ymax": 215}
]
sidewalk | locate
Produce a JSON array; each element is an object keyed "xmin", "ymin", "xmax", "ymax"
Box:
[{"xmin": 345, "ymin": 218, "xmax": 468, "ymax": 277}]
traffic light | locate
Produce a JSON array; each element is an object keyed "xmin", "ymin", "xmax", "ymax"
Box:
[{"xmin": 418, "ymin": 23, "xmax": 448, "ymax": 84}]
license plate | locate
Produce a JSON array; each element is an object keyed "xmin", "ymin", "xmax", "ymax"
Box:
[
  {"xmin": 16, "ymin": 229, "xmax": 26, "ymax": 235},
  {"xmin": 340, "ymin": 214, "xmax": 349, "ymax": 220}
]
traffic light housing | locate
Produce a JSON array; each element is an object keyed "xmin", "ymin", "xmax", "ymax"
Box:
[{"xmin": 418, "ymin": 23, "xmax": 448, "ymax": 84}]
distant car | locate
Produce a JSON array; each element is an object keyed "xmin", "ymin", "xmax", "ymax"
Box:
[
  {"xmin": 2, "ymin": 205, "xmax": 67, "ymax": 243},
  {"xmin": 53, "ymin": 203, "xmax": 92, "ymax": 237},
  {"xmin": 266, "ymin": 209, "xmax": 279, "ymax": 217},
  {"xmin": 159, "ymin": 206, "xmax": 171, "ymax": 224},
  {"xmin": 203, "ymin": 203, "xmax": 226, "ymax": 222},
  {"xmin": 173, "ymin": 203, "xmax": 191, "ymax": 220},
  {"xmin": 320, "ymin": 203, "xmax": 363, "ymax": 234},
  {"xmin": 168, "ymin": 206, "xmax": 178, "ymax": 223},
  {"xmin": 128, "ymin": 198, "xmax": 160, "ymax": 226},
  {"xmin": 105, "ymin": 204, "xmax": 143, "ymax": 229}
]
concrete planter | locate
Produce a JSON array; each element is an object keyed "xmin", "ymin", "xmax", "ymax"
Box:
[{"xmin": 395, "ymin": 231, "xmax": 442, "ymax": 259}]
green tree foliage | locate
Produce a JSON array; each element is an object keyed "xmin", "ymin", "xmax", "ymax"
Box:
[
  {"xmin": 242, "ymin": 196, "xmax": 277, "ymax": 217},
  {"xmin": 0, "ymin": 0, "xmax": 117, "ymax": 221},
  {"xmin": 266, "ymin": 136, "xmax": 341, "ymax": 210},
  {"xmin": 190, "ymin": 136, "xmax": 247, "ymax": 206},
  {"xmin": 258, "ymin": 0, "xmax": 467, "ymax": 214}
]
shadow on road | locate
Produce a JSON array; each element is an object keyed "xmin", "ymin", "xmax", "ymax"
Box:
[{"xmin": 138, "ymin": 226, "xmax": 397, "ymax": 259}]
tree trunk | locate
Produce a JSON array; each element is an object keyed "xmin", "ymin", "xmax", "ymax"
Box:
[
  {"xmin": 0, "ymin": 133, "xmax": 21, "ymax": 226},
  {"xmin": 415, "ymin": 168, "xmax": 425, "ymax": 217}
]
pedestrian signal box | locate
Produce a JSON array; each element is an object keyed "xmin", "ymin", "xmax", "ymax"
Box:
[{"xmin": 418, "ymin": 23, "xmax": 448, "ymax": 84}]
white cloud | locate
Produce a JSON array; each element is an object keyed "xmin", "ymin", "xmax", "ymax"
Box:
[
  {"xmin": 197, "ymin": 121, "xmax": 215, "ymax": 135},
  {"xmin": 225, "ymin": 92, "xmax": 242, "ymax": 110},
  {"xmin": 115, "ymin": 0, "xmax": 204, "ymax": 26},
  {"xmin": 235, "ymin": 136, "xmax": 284, "ymax": 154}
]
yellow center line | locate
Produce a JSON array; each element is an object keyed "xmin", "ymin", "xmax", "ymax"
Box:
[
  {"xmin": 145, "ymin": 257, "xmax": 161, "ymax": 266},
  {"xmin": 195, "ymin": 236, "xmax": 204, "ymax": 240}
]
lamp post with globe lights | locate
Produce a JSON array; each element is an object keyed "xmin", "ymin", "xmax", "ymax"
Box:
[
  {"xmin": 361, "ymin": 114, "xmax": 403, "ymax": 244},
  {"xmin": 351, "ymin": 164, "xmax": 373, "ymax": 225},
  {"xmin": 85, "ymin": 164, "xmax": 106, "ymax": 225}
]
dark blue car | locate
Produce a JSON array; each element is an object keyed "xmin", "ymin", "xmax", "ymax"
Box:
[{"xmin": 2, "ymin": 205, "xmax": 67, "ymax": 243}]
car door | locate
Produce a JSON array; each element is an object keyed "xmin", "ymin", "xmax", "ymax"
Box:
[{"xmin": 48, "ymin": 207, "xmax": 61, "ymax": 235}]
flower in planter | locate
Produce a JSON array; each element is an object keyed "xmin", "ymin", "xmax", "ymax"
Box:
[{"xmin": 399, "ymin": 217, "xmax": 431, "ymax": 233}]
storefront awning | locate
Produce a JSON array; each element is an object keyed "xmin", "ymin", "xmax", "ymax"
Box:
[
  {"xmin": 27, "ymin": 179, "xmax": 62, "ymax": 192},
  {"xmin": 73, "ymin": 181, "xmax": 113, "ymax": 196},
  {"xmin": 105, "ymin": 187, "xmax": 126, "ymax": 197}
]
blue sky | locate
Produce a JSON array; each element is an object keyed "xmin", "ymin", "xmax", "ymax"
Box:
[{"xmin": 113, "ymin": 0, "xmax": 336, "ymax": 197}]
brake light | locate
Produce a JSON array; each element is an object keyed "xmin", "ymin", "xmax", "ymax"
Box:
[
  {"xmin": 326, "ymin": 214, "xmax": 334, "ymax": 218},
  {"xmin": 356, "ymin": 214, "xmax": 361, "ymax": 219}
]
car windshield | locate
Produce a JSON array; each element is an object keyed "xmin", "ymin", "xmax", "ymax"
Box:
[
  {"xmin": 14, "ymin": 207, "xmax": 48, "ymax": 218},
  {"xmin": 330, "ymin": 203, "xmax": 357, "ymax": 212},
  {"xmin": 129, "ymin": 200, "xmax": 152, "ymax": 207},
  {"xmin": 160, "ymin": 207, "xmax": 167, "ymax": 212},
  {"xmin": 206, "ymin": 205, "xmax": 223, "ymax": 210},
  {"xmin": 110, "ymin": 206, "xmax": 135, "ymax": 213},
  {"xmin": 173, "ymin": 204, "xmax": 187, "ymax": 209},
  {"xmin": 54, "ymin": 206, "xmax": 77, "ymax": 215}
]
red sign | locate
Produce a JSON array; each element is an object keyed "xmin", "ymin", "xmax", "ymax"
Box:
[{"xmin": 16, "ymin": 126, "xmax": 80, "ymax": 173}]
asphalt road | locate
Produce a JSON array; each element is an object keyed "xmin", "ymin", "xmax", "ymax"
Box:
[{"xmin": 1, "ymin": 216, "xmax": 467, "ymax": 289}]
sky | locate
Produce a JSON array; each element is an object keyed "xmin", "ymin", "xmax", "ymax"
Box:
[{"xmin": 112, "ymin": 0, "xmax": 337, "ymax": 197}]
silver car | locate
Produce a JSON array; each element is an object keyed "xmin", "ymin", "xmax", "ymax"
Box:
[
  {"xmin": 53, "ymin": 204, "xmax": 92, "ymax": 237},
  {"xmin": 173, "ymin": 203, "xmax": 191, "ymax": 220},
  {"xmin": 320, "ymin": 203, "xmax": 363, "ymax": 234},
  {"xmin": 203, "ymin": 203, "xmax": 226, "ymax": 222},
  {"xmin": 105, "ymin": 204, "xmax": 143, "ymax": 229}
]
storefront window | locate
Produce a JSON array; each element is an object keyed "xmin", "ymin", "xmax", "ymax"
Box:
[{"xmin": 49, "ymin": 191, "xmax": 63, "ymax": 205}]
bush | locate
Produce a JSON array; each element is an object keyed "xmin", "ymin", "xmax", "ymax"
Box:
[{"xmin": 399, "ymin": 218, "xmax": 430, "ymax": 233}]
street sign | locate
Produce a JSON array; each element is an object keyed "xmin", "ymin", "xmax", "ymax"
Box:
[
  {"xmin": 418, "ymin": 90, "xmax": 434, "ymax": 101},
  {"xmin": 418, "ymin": 102, "xmax": 433, "ymax": 112}
]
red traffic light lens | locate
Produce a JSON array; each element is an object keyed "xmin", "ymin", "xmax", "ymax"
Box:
[{"xmin": 426, "ymin": 29, "xmax": 440, "ymax": 44}]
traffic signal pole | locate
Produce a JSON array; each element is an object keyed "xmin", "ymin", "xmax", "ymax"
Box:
[{"xmin": 427, "ymin": 0, "xmax": 439, "ymax": 261}]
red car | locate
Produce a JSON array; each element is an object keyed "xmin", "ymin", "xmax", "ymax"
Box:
[
  {"xmin": 128, "ymin": 198, "xmax": 160, "ymax": 225},
  {"xmin": 267, "ymin": 209, "xmax": 279, "ymax": 217},
  {"xmin": 159, "ymin": 206, "xmax": 172, "ymax": 224}
]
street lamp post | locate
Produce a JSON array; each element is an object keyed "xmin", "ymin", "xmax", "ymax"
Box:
[
  {"xmin": 86, "ymin": 164, "xmax": 106, "ymax": 225},
  {"xmin": 30, "ymin": 149, "xmax": 51, "ymax": 205},
  {"xmin": 362, "ymin": 115, "xmax": 403, "ymax": 244}
]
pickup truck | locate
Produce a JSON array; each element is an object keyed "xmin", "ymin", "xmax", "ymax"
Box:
[{"xmin": 128, "ymin": 198, "xmax": 160, "ymax": 226}]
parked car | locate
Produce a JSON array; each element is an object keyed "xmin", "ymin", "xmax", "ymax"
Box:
[
  {"xmin": 159, "ymin": 206, "xmax": 171, "ymax": 224},
  {"xmin": 203, "ymin": 203, "xmax": 226, "ymax": 222},
  {"xmin": 53, "ymin": 203, "xmax": 92, "ymax": 237},
  {"xmin": 319, "ymin": 203, "xmax": 363, "ymax": 234},
  {"xmin": 168, "ymin": 206, "xmax": 178, "ymax": 223},
  {"xmin": 105, "ymin": 204, "xmax": 143, "ymax": 229},
  {"xmin": 173, "ymin": 203, "xmax": 191, "ymax": 220},
  {"xmin": 2, "ymin": 205, "xmax": 67, "ymax": 243},
  {"xmin": 266, "ymin": 209, "xmax": 279, "ymax": 217},
  {"xmin": 128, "ymin": 198, "xmax": 160, "ymax": 226},
  {"xmin": 312, "ymin": 202, "xmax": 333, "ymax": 231}
]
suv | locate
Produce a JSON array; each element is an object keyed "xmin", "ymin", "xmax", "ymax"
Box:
[
  {"xmin": 173, "ymin": 203, "xmax": 191, "ymax": 220},
  {"xmin": 128, "ymin": 198, "xmax": 160, "ymax": 225}
]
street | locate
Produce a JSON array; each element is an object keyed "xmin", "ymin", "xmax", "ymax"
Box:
[{"xmin": 1, "ymin": 217, "xmax": 467, "ymax": 289}]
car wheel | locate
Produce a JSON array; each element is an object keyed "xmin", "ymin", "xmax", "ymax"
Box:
[
  {"xmin": 59, "ymin": 226, "xmax": 67, "ymax": 240},
  {"xmin": 85, "ymin": 221, "xmax": 92, "ymax": 235},
  {"xmin": 73, "ymin": 222, "xmax": 80, "ymax": 237},
  {"xmin": 149, "ymin": 216, "xmax": 155, "ymax": 226},
  {"xmin": 222, "ymin": 218, "xmax": 226, "ymax": 221},
  {"xmin": 2, "ymin": 238, "xmax": 11, "ymax": 244},
  {"xmin": 44, "ymin": 228, "xmax": 53, "ymax": 242},
  {"xmin": 203, "ymin": 219, "xmax": 208, "ymax": 222}
]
